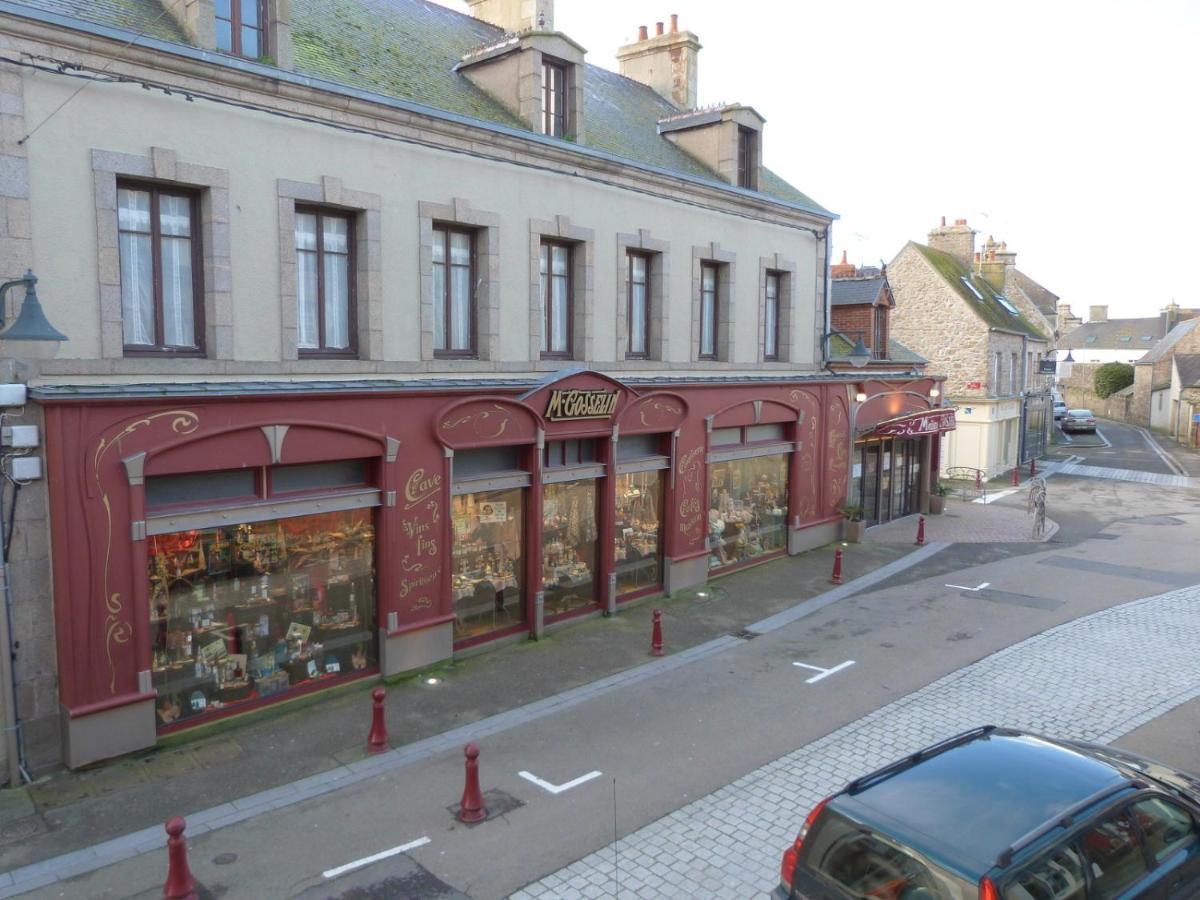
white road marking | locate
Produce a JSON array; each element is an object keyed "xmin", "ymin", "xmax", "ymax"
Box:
[
  {"xmin": 973, "ymin": 489, "xmax": 1017, "ymax": 504},
  {"xmin": 1092, "ymin": 427, "xmax": 1113, "ymax": 448},
  {"xmin": 322, "ymin": 837, "xmax": 431, "ymax": 879},
  {"xmin": 792, "ymin": 660, "xmax": 856, "ymax": 683},
  {"xmin": 1058, "ymin": 428, "xmax": 1074, "ymax": 444},
  {"xmin": 946, "ymin": 582, "xmax": 991, "ymax": 592},
  {"xmin": 519, "ymin": 769, "xmax": 603, "ymax": 795},
  {"xmin": 1134, "ymin": 425, "xmax": 1188, "ymax": 477}
]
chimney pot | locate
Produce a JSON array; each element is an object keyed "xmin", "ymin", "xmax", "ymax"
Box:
[
  {"xmin": 841, "ymin": 250, "xmax": 848, "ymax": 264},
  {"xmin": 670, "ymin": 13, "xmax": 679, "ymax": 32},
  {"xmin": 638, "ymin": 24, "xmax": 648, "ymax": 40},
  {"xmin": 656, "ymin": 21, "xmax": 664, "ymax": 35},
  {"xmin": 955, "ymin": 218, "xmax": 967, "ymax": 226},
  {"xmin": 975, "ymin": 252, "xmax": 981, "ymax": 263},
  {"xmin": 940, "ymin": 216, "xmax": 946, "ymax": 226}
]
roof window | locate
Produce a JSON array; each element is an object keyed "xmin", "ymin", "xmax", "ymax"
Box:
[
  {"xmin": 993, "ymin": 294, "xmax": 1020, "ymax": 317},
  {"xmin": 1118, "ymin": 335, "xmax": 1132, "ymax": 342},
  {"xmin": 1085, "ymin": 335, "xmax": 1097, "ymax": 343},
  {"xmin": 959, "ymin": 276, "xmax": 984, "ymax": 301}
]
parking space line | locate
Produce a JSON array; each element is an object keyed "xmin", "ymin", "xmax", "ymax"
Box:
[
  {"xmin": 792, "ymin": 660, "xmax": 855, "ymax": 683},
  {"xmin": 518, "ymin": 770, "xmax": 603, "ymax": 795},
  {"xmin": 322, "ymin": 836, "xmax": 430, "ymax": 879}
]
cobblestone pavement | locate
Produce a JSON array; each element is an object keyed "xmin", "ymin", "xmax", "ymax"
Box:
[
  {"xmin": 1056, "ymin": 461, "xmax": 1195, "ymax": 489},
  {"xmin": 511, "ymin": 583, "xmax": 1200, "ymax": 900},
  {"xmin": 867, "ymin": 496, "xmax": 1056, "ymax": 544}
]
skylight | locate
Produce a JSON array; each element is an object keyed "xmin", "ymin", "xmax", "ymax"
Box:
[
  {"xmin": 1085, "ymin": 335, "xmax": 1097, "ymax": 343},
  {"xmin": 1142, "ymin": 335, "xmax": 1153, "ymax": 341},
  {"xmin": 959, "ymin": 276, "xmax": 984, "ymax": 300},
  {"xmin": 993, "ymin": 293, "xmax": 1020, "ymax": 317},
  {"xmin": 1118, "ymin": 335, "xmax": 1132, "ymax": 342}
]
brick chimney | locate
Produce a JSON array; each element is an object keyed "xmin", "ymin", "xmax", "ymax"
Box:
[
  {"xmin": 1089, "ymin": 305, "xmax": 1108, "ymax": 323},
  {"xmin": 1057, "ymin": 302, "xmax": 1082, "ymax": 333},
  {"xmin": 467, "ymin": 0, "xmax": 554, "ymax": 32},
  {"xmin": 927, "ymin": 217, "xmax": 976, "ymax": 268},
  {"xmin": 616, "ymin": 13, "xmax": 700, "ymax": 110},
  {"xmin": 830, "ymin": 250, "xmax": 856, "ymax": 279}
]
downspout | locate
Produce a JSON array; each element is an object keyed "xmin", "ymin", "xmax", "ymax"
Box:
[
  {"xmin": 1017, "ymin": 333, "xmax": 1029, "ymax": 464},
  {"xmin": 822, "ymin": 225, "xmax": 833, "ymax": 370}
]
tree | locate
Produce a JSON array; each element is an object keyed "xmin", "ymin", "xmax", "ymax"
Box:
[{"xmin": 1094, "ymin": 362, "xmax": 1135, "ymax": 398}]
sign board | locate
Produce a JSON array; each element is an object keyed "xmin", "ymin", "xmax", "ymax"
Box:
[
  {"xmin": 1194, "ymin": 413, "xmax": 1200, "ymax": 423},
  {"xmin": 1038, "ymin": 359, "xmax": 1057, "ymax": 374},
  {"xmin": 544, "ymin": 389, "xmax": 618, "ymax": 421},
  {"xmin": 874, "ymin": 409, "xmax": 957, "ymax": 437},
  {"xmin": 966, "ymin": 381, "xmax": 983, "ymax": 390}
]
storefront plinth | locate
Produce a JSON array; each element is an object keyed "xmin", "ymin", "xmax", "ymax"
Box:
[
  {"xmin": 63, "ymin": 696, "xmax": 156, "ymax": 769},
  {"xmin": 788, "ymin": 520, "xmax": 839, "ymax": 556},
  {"xmin": 664, "ymin": 554, "xmax": 708, "ymax": 596},
  {"xmin": 380, "ymin": 620, "xmax": 453, "ymax": 678}
]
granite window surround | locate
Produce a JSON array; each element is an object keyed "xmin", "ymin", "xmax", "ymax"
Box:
[
  {"xmin": 757, "ymin": 253, "xmax": 798, "ymax": 364},
  {"xmin": 691, "ymin": 242, "xmax": 736, "ymax": 363},
  {"xmin": 418, "ymin": 198, "xmax": 500, "ymax": 362},
  {"xmin": 93, "ymin": 147, "xmax": 232, "ymax": 361},
  {"xmin": 528, "ymin": 216, "xmax": 595, "ymax": 366},
  {"xmin": 614, "ymin": 229, "xmax": 670, "ymax": 363},
  {"xmin": 277, "ymin": 177, "xmax": 381, "ymax": 361},
  {"xmin": 168, "ymin": 0, "xmax": 294, "ymax": 68}
]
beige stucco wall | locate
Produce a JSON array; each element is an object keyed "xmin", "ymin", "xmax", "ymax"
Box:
[
  {"xmin": 940, "ymin": 398, "xmax": 1021, "ymax": 478},
  {"xmin": 21, "ymin": 74, "xmax": 820, "ymax": 380}
]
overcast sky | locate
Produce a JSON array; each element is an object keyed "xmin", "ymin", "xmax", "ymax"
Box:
[{"xmin": 441, "ymin": 0, "xmax": 1197, "ymax": 322}]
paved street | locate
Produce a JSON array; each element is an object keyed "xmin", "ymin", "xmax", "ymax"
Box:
[{"xmin": 1050, "ymin": 417, "xmax": 1182, "ymax": 476}]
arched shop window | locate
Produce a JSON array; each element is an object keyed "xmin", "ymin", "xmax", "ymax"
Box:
[
  {"xmin": 144, "ymin": 459, "xmax": 378, "ymax": 731},
  {"xmin": 542, "ymin": 439, "xmax": 605, "ymax": 618},
  {"xmin": 706, "ymin": 423, "xmax": 790, "ymax": 571},
  {"xmin": 614, "ymin": 433, "xmax": 669, "ymax": 598}
]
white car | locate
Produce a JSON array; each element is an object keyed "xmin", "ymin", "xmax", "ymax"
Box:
[{"xmin": 1052, "ymin": 400, "xmax": 1068, "ymax": 421}]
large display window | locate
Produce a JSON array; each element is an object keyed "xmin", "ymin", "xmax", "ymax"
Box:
[
  {"xmin": 542, "ymin": 479, "xmax": 598, "ymax": 615},
  {"xmin": 614, "ymin": 470, "xmax": 662, "ymax": 596},
  {"xmin": 148, "ymin": 507, "xmax": 376, "ymax": 729},
  {"xmin": 451, "ymin": 487, "xmax": 525, "ymax": 641},
  {"xmin": 708, "ymin": 454, "xmax": 789, "ymax": 570}
]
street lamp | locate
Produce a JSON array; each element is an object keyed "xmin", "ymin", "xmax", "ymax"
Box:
[
  {"xmin": 0, "ymin": 271, "xmax": 68, "ymax": 342},
  {"xmin": 1059, "ymin": 348, "xmax": 1074, "ymax": 381},
  {"xmin": 823, "ymin": 331, "xmax": 871, "ymax": 369}
]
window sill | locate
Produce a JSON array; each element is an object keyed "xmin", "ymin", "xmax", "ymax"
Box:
[
  {"xmin": 434, "ymin": 351, "xmax": 479, "ymax": 360},
  {"xmin": 124, "ymin": 347, "xmax": 205, "ymax": 358}
]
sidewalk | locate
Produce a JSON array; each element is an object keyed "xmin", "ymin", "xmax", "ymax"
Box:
[
  {"xmin": 867, "ymin": 494, "xmax": 1058, "ymax": 544},
  {"xmin": 1146, "ymin": 430, "xmax": 1200, "ymax": 478},
  {"xmin": 0, "ymin": 536, "xmax": 919, "ymax": 875}
]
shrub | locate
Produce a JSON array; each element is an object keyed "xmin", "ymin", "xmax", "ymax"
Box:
[{"xmin": 1094, "ymin": 362, "xmax": 1134, "ymax": 398}]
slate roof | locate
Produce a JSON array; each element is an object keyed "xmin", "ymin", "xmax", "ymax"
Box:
[
  {"xmin": 1139, "ymin": 318, "xmax": 1199, "ymax": 363},
  {"xmin": 13, "ymin": 0, "xmax": 827, "ymax": 212},
  {"xmin": 1061, "ymin": 318, "xmax": 1163, "ymax": 352},
  {"xmin": 1007, "ymin": 268, "xmax": 1059, "ymax": 319},
  {"xmin": 911, "ymin": 243, "xmax": 1047, "ymax": 340},
  {"xmin": 1174, "ymin": 353, "xmax": 1200, "ymax": 388},
  {"xmin": 831, "ymin": 276, "xmax": 889, "ymax": 307}
]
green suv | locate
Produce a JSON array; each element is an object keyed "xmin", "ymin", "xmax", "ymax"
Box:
[{"xmin": 774, "ymin": 726, "xmax": 1200, "ymax": 899}]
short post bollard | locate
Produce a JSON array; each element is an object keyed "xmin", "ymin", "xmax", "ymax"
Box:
[
  {"xmin": 163, "ymin": 816, "xmax": 197, "ymax": 900},
  {"xmin": 1011, "ymin": 466, "xmax": 1020, "ymax": 487},
  {"xmin": 650, "ymin": 609, "xmax": 664, "ymax": 657},
  {"xmin": 458, "ymin": 743, "xmax": 487, "ymax": 823},
  {"xmin": 367, "ymin": 687, "xmax": 388, "ymax": 754},
  {"xmin": 975, "ymin": 470, "xmax": 982, "ymax": 492},
  {"xmin": 1029, "ymin": 458, "xmax": 1037, "ymax": 477},
  {"xmin": 915, "ymin": 515, "xmax": 926, "ymax": 546},
  {"xmin": 831, "ymin": 547, "xmax": 844, "ymax": 585}
]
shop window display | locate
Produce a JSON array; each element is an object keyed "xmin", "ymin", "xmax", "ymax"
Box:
[
  {"xmin": 542, "ymin": 479, "xmax": 598, "ymax": 615},
  {"xmin": 614, "ymin": 470, "xmax": 662, "ymax": 596},
  {"xmin": 707, "ymin": 455, "xmax": 788, "ymax": 569},
  {"xmin": 451, "ymin": 488, "xmax": 524, "ymax": 641},
  {"xmin": 149, "ymin": 508, "xmax": 376, "ymax": 729}
]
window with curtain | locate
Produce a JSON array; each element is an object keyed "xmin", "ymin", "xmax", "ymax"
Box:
[
  {"xmin": 699, "ymin": 262, "xmax": 718, "ymax": 359},
  {"xmin": 542, "ymin": 60, "xmax": 567, "ymax": 137},
  {"xmin": 627, "ymin": 251, "xmax": 650, "ymax": 359},
  {"xmin": 764, "ymin": 271, "xmax": 780, "ymax": 360},
  {"xmin": 215, "ymin": 0, "xmax": 265, "ymax": 59},
  {"xmin": 295, "ymin": 208, "xmax": 354, "ymax": 355},
  {"xmin": 540, "ymin": 240, "xmax": 572, "ymax": 358},
  {"xmin": 118, "ymin": 184, "xmax": 201, "ymax": 354},
  {"xmin": 433, "ymin": 226, "xmax": 474, "ymax": 357}
]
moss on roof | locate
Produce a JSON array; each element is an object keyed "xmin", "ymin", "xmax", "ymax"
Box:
[
  {"xmin": 27, "ymin": 0, "xmax": 187, "ymax": 41},
  {"xmin": 914, "ymin": 243, "xmax": 1046, "ymax": 340}
]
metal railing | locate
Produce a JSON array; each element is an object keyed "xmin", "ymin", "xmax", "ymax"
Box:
[{"xmin": 943, "ymin": 466, "xmax": 987, "ymax": 502}]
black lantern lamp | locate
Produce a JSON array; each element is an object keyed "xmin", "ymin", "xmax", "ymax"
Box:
[
  {"xmin": 0, "ymin": 271, "xmax": 67, "ymax": 342},
  {"xmin": 823, "ymin": 331, "xmax": 871, "ymax": 369}
]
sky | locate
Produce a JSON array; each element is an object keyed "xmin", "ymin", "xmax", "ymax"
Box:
[{"xmin": 438, "ymin": 0, "xmax": 1198, "ymax": 322}]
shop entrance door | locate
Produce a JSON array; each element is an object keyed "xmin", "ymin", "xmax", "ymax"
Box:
[{"xmin": 862, "ymin": 444, "xmax": 880, "ymax": 524}]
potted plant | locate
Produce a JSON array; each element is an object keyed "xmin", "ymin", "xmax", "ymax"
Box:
[
  {"xmin": 838, "ymin": 504, "xmax": 866, "ymax": 543},
  {"xmin": 929, "ymin": 483, "xmax": 949, "ymax": 515}
]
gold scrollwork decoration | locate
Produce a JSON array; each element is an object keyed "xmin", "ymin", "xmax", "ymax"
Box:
[
  {"xmin": 93, "ymin": 410, "xmax": 199, "ymax": 693},
  {"xmin": 440, "ymin": 404, "xmax": 511, "ymax": 440},
  {"xmin": 638, "ymin": 400, "xmax": 682, "ymax": 427}
]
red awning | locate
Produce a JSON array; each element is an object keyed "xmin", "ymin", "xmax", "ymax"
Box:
[{"xmin": 871, "ymin": 408, "xmax": 957, "ymax": 437}]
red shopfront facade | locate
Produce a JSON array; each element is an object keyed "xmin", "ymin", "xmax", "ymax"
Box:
[{"xmin": 38, "ymin": 369, "xmax": 943, "ymax": 766}]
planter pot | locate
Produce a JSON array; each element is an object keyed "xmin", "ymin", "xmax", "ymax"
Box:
[
  {"xmin": 929, "ymin": 495, "xmax": 946, "ymax": 515},
  {"xmin": 841, "ymin": 519, "xmax": 866, "ymax": 543}
]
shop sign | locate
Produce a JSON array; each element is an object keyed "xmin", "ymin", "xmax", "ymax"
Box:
[
  {"xmin": 966, "ymin": 381, "xmax": 983, "ymax": 390},
  {"xmin": 875, "ymin": 409, "xmax": 957, "ymax": 437},
  {"xmin": 545, "ymin": 389, "xmax": 619, "ymax": 421},
  {"xmin": 1038, "ymin": 359, "xmax": 1057, "ymax": 374}
]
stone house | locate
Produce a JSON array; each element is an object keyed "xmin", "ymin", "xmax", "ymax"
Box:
[
  {"xmin": 887, "ymin": 219, "xmax": 1053, "ymax": 478},
  {"xmin": 1058, "ymin": 302, "xmax": 1199, "ymax": 366},
  {"xmin": 1133, "ymin": 317, "xmax": 1200, "ymax": 432},
  {"xmin": 826, "ymin": 254, "xmax": 926, "ymax": 373}
]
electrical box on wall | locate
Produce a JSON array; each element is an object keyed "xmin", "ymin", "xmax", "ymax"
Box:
[
  {"xmin": 2, "ymin": 425, "xmax": 39, "ymax": 449},
  {"xmin": 9, "ymin": 456, "xmax": 42, "ymax": 481},
  {"xmin": 0, "ymin": 384, "xmax": 27, "ymax": 407}
]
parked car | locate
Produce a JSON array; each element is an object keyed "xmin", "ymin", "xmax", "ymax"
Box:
[
  {"xmin": 1061, "ymin": 409, "xmax": 1097, "ymax": 433},
  {"xmin": 774, "ymin": 725, "xmax": 1200, "ymax": 900},
  {"xmin": 1053, "ymin": 400, "xmax": 1069, "ymax": 421}
]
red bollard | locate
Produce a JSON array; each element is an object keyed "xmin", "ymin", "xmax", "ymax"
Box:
[
  {"xmin": 367, "ymin": 687, "xmax": 388, "ymax": 754},
  {"xmin": 975, "ymin": 470, "xmax": 982, "ymax": 491},
  {"xmin": 831, "ymin": 547, "xmax": 844, "ymax": 585},
  {"xmin": 1029, "ymin": 458, "xmax": 1037, "ymax": 477},
  {"xmin": 915, "ymin": 515, "xmax": 926, "ymax": 546},
  {"xmin": 1011, "ymin": 466, "xmax": 1020, "ymax": 487},
  {"xmin": 650, "ymin": 609, "xmax": 664, "ymax": 656},
  {"xmin": 458, "ymin": 743, "xmax": 487, "ymax": 823},
  {"xmin": 163, "ymin": 816, "xmax": 197, "ymax": 900}
]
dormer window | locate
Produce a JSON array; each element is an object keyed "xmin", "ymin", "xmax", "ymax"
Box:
[
  {"xmin": 737, "ymin": 126, "xmax": 758, "ymax": 189},
  {"xmin": 542, "ymin": 59, "xmax": 568, "ymax": 137},
  {"xmin": 216, "ymin": 0, "xmax": 265, "ymax": 59}
]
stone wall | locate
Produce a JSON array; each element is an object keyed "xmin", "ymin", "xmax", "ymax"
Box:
[{"xmin": 1061, "ymin": 362, "xmax": 1134, "ymax": 423}]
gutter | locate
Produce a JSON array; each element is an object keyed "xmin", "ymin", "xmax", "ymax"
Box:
[{"xmin": 0, "ymin": 1, "xmax": 836, "ymax": 224}]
